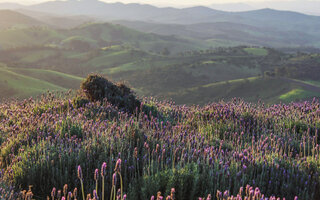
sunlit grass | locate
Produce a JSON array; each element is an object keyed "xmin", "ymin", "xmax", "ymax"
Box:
[
  {"xmin": 279, "ymin": 88, "xmax": 317, "ymax": 102},
  {"xmin": 0, "ymin": 67, "xmax": 67, "ymax": 98},
  {"xmin": 243, "ymin": 47, "xmax": 268, "ymax": 56}
]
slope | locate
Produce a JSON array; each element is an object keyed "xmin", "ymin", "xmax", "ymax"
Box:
[
  {"xmin": 0, "ymin": 10, "xmax": 44, "ymax": 30},
  {"xmin": 167, "ymin": 77, "xmax": 320, "ymax": 105},
  {"xmin": 0, "ymin": 21, "xmax": 208, "ymax": 53},
  {"xmin": 17, "ymin": 9, "xmax": 95, "ymax": 29},
  {"xmin": 10, "ymin": 68, "xmax": 83, "ymax": 89},
  {"xmin": 0, "ymin": 65, "xmax": 67, "ymax": 99}
]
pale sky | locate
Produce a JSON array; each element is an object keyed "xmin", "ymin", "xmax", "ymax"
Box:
[
  {"xmin": 0, "ymin": 0, "xmax": 313, "ymax": 6},
  {"xmin": 1, "ymin": 0, "xmax": 320, "ymax": 13}
]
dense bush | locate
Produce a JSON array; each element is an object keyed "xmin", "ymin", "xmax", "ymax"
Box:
[{"xmin": 80, "ymin": 74, "xmax": 140, "ymax": 113}]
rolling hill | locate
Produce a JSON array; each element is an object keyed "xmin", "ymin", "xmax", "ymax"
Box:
[
  {"xmin": 1, "ymin": 1, "xmax": 320, "ymax": 48},
  {"xmin": 12, "ymin": 0, "xmax": 319, "ymax": 48},
  {"xmin": 1, "ymin": 44, "xmax": 319, "ymax": 104},
  {"xmin": 0, "ymin": 7, "xmax": 318, "ymax": 104},
  {"xmin": 0, "ymin": 17, "xmax": 209, "ymax": 53},
  {"xmin": 115, "ymin": 20, "xmax": 318, "ymax": 48},
  {"xmin": 0, "ymin": 10, "xmax": 44, "ymax": 30},
  {"xmin": 16, "ymin": 9, "xmax": 96, "ymax": 29},
  {"xmin": 0, "ymin": 64, "xmax": 73, "ymax": 99},
  {"xmin": 167, "ymin": 76, "xmax": 320, "ymax": 105}
]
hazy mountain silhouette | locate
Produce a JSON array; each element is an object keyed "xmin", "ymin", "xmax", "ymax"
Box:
[
  {"xmin": 21, "ymin": 0, "xmax": 320, "ymax": 26},
  {"xmin": 0, "ymin": 0, "xmax": 319, "ymax": 48},
  {"xmin": 247, "ymin": 1, "xmax": 320, "ymax": 16},
  {"xmin": 210, "ymin": 3, "xmax": 254, "ymax": 12}
]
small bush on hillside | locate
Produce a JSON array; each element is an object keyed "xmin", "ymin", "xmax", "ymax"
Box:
[
  {"xmin": 72, "ymin": 93, "xmax": 90, "ymax": 108},
  {"xmin": 81, "ymin": 74, "xmax": 140, "ymax": 113}
]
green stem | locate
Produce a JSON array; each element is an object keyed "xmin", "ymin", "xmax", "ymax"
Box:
[
  {"xmin": 110, "ymin": 185, "xmax": 114, "ymax": 200},
  {"xmin": 118, "ymin": 172, "xmax": 123, "ymax": 200},
  {"xmin": 80, "ymin": 179, "xmax": 85, "ymax": 200},
  {"xmin": 113, "ymin": 185, "xmax": 116, "ymax": 200},
  {"xmin": 102, "ymin": 176, "xmax": 105, "ymax": 200}
]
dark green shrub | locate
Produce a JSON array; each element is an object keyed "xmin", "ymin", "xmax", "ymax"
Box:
[
  {"xmin": 80, "ymin": 74, "xmax": 113, "ymax": 102},
  {"xmin": 81, "ymin": 74, "xmax": 140, "ymax": 113}
]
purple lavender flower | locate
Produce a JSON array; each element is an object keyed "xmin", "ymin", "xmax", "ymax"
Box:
[
  {"xmin": 77, "ymin": 165, "xmax": 83, "ymax": 180},
  {"xmin": 93, "ymin": 190, "xmax": 98, "ymax": 199},
  {"xmin": 114, "ymin": 159, "xmax": 122, "ymax": 172},
  {"xmin": 51, "ymin": 187, "xmax": 56, "ymax": 199},
  {"xmin": 112, "ymin": 172, "xmax": 117, "ymax": 186},
  {"xmin": 101, "ymin": 162, "xmax": 107, "ymax": 177}
]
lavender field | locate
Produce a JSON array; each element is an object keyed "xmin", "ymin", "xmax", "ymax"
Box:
[
  {"xmin": 1, "ymin": 0, "xmax": 320, "ymax": 199},
  {"xmin": 0, "ymin": 85, "xmax": 319, "ymax": 200}
]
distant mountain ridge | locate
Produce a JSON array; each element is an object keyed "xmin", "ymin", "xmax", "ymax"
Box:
[
  {"xmin": 210, "ymin": 3, "xmax": 254, "ymax": 12},
  {"xmin": 1, "ymin": 1, "xmax": 320, "ymax": 27},
  {"xmin": 0, "ymin": 1, "xmax": 320, "ymax": 48}
]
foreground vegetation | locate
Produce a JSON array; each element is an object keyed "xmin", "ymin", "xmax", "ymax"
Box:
[{"xmin": 0, "ymin": 77, "xmax": 319, "ymax": 199}]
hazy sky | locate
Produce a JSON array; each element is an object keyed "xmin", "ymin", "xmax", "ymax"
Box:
[
  {"xmin": 1, "ymin": 0, "xmax": 320, "ymax": 13},
  {"xmin": 1, "ymin": 0, "xmax": 317, "ymax": 6}
]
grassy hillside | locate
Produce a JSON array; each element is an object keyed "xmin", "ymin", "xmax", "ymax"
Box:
[
  {"xmin": 279, "ymin": 88, "xmax": 318, "ymax": 102},
  {"xmin": 0, "ymin": 21, "xmax": 318, "ymax": 105},
  {"xmin": 116, "ymin": 20, "xmax": 320, "ymax": 48},
  {"xmin": 0, "ymin": 45, "xmax": 319, "ymax": 104},
  {"xmin": 0, "ymin": 65, "xmax": 65, "ymax": 99},
  {"xmin": 10, "ymin": 68, "xmax": 82, "ymax": 89},
  {"xmin": 0, "ymin": 64, "xmax": 82, "ymax": 100},
  {"xmin": 0, "ymin": 27, "xmax": 63, "ymax": 49},
  {"xmin": 0, "ymin": 21, "xmax": 209, "ymax": 54},
  {"xmin": 166, "ymin": 76, "xmax": 320, "ymax": 105}
]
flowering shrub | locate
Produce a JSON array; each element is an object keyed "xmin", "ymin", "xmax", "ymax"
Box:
[{"xmin": 0, "ymin": 92, "xmax": 319, "ymax": 199}]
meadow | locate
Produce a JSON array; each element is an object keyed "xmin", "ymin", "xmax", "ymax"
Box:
[
  {"xmin": 0, "ymin": 82, "xmax": 319, "ymax": 199},
  {"xmin": 1, "ymin": 44, "xmax": 320, "ymax": 104}
]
